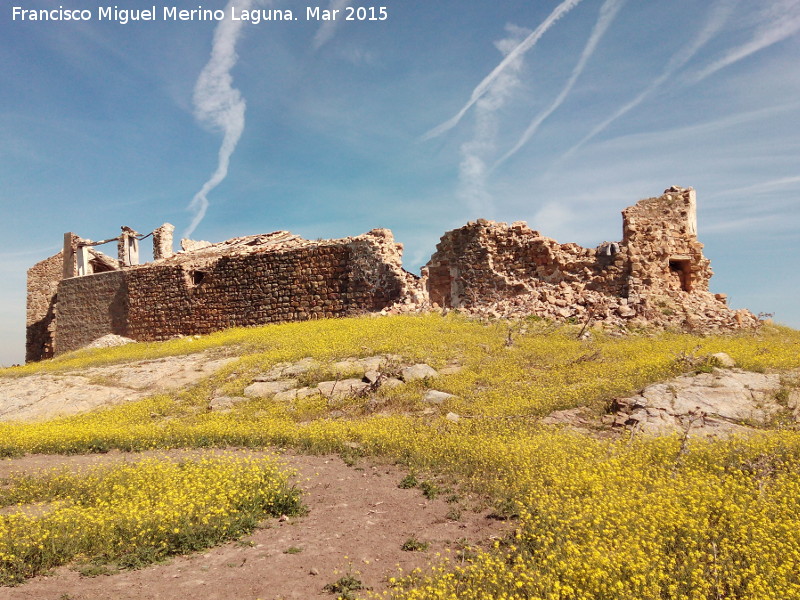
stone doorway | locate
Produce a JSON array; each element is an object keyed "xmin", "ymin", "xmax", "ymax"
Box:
[{"xmin": 668, "ymin": 258, "xmax": 692, "ymax": 292}]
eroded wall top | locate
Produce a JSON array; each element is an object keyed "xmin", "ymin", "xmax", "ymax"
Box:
[
  {"xmin": 26, "ymin": 186, "xmax": 756, "ymax": 361},
  {"xmin": 421, "ymin": 186, "xmax": 752, "ymax": 331}
]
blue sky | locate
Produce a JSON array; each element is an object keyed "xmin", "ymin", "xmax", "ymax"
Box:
[{"xmin": 1, "ymin": 0, "xmax": 798, "ymax": 366}]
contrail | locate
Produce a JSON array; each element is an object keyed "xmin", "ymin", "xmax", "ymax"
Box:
[
  {"xmin": 459, "ymin": 26, "xmax": 528, "ymax": 216},
  {"xmin": 690, "ymin": 0, "xmax": 800, "ymax": 83},
  {"xmin": 558, "ymin": 0, "xmax": 734, "ymax": 162},
  {"xmin": 312, "ymin": 0, "xmax": 353, "ymax": 50},
  {"xmin": 493, "ymin": 0, "xmax": 626, "ymax": 169},
  {"xmin": 709, "ymin": 175, "xmax": 800, "ymax": 198},
  {"xmin": 185, "ymin": 0, "xmax": 262, "ymax": 238},
  {"xmin": 420, "ymin": 0, "xmax": 584, "ymax": 142}
]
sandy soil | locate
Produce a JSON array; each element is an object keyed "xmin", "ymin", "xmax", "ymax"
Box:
[{"xmin": 0, "ymin": 450, "xmax": 506, "ymax": 600}]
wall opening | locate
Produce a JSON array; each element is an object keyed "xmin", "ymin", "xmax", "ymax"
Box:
[
  {"xmin": 191, "ymin": 270, "xmax": 207, "ymax": 286},
  {"xmin": 668, "ymin": 258, "xmax": 692, "ymax": 292},
  {"xmin": 89, "ymin": 259, "xmax": 116, "ymax": 274},
  {"xmin": 425, "ymin": 265, "xmax": 454, "ymax": 308}
]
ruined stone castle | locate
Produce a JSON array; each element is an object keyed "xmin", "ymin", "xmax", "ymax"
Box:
[{"xmin": 26, "ymin": 186, "xmax": 755, "ymax": 362}]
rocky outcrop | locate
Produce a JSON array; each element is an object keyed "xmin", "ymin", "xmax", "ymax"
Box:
[
  {"xmin": 0, "ymin": 352, "xmax": 235, "ymax": 422},
  {"xmin": 609, "ymin": 367, "xmax": 800, "ymax": 436},
  {"xmin": 209, "ymin": 356, "xmax": 448, "ymax": 411}
]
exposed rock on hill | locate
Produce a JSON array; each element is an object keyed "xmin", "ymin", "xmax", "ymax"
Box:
[
  {"xmin": 610, "ymin": 368, "xmax": 799, "ymax": 436},
  {"xmin": 0, "ymin": 352, "xmax": 234, "ymax": 422}
]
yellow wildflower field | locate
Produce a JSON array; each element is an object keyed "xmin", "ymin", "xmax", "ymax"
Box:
[
  {"xmin": 0, "ymin": 454, "xmax": 301, "ymax": 585},
  {"xmin": 2, "ymin": 314, "xmax": 800, "ymax": 597}
]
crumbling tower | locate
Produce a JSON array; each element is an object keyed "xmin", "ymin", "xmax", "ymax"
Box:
[{"xmin": 621, "ymin": 185, "xmax": 711, "ymax": 299}]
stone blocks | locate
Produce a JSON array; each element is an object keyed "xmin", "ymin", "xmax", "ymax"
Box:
[{"xmin": 40, "ymin": 229, "xmax": 414, "ymax": 357}]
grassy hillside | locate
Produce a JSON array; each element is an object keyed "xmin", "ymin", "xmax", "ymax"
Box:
[{"xmin": 2, "ymin": 314, "xmax": 800, "ymax": 598}]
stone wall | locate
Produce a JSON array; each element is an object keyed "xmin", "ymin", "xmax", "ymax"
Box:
[
  {"xmin": 26, "ymin": 234, "xmax": 121, "ymax": 361},
  {"xmin": 25, "ymin": 186, "xmax": 757, "ymax": 361},
  {"xmin": 54, "ymin": 271, "xmax": 129, "ymax": 354},
  {"xmin": 621, "ymin": 186, "xmax": 711, "ymax": 297},
  {"xmin": 46, "ymin": 229, "xmax": 414, "ymax": 356},
  {"xmin": 123, "ymin": 245, "xmax": 359, "ymax": 340},
  {"xmin": 345, "ymin": 228, "xmax": 417, "ymax": 309},
  {"xmin": 424, "ymin": 217, "xmax": 635, "ymax": 310},
  {"xmin": 422, "ymin": 187, "xmax": 755, "ymax": 331},
  {"xmin": 26, "ymin": 251, "xmax": 70, "ymax": 362}
]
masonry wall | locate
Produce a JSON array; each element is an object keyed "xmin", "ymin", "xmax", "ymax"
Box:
[
  {"xmin": 50, "ymin": 233, "xmax": 411, "ymax": 356},
  {"xmin": 26, "ymin": 188, "xmax": 753, "ymax": 360},
  {"xmin": 26, "ymin": 253, "xmax": 68, "ymax": 362},
  {"xmin": 426, "ymin": 188, "xmax": 711, "ymax": 310},
  {"xmin": 54, "ymin": 271, "xmax": 129, "ymax": 355},
  {"xmin": 425, "ymin": 220, "xmax": 628, "ymax": 309},
  {"xmin": 621, "ymin": 187, "xmax": 711, "ymax": 297},
  {"xmin": 423, "ymin": 186, "xmax": 753, "ymax": 331},
  {"xmin": 125, "ymin": 246, "xmax": 358, "ymax": 340}
]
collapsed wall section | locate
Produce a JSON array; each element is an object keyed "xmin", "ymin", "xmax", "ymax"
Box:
[
  {"xmin": 425, "ymin": 219, "xmax": 626, "ymax": 309},
  {"xmin": 423, "ymin": 186, "xmax": 755, "ymax": 330},
  {"xmin": 345, "ymin": 228, "xmax": 418, "ymax": 310}
]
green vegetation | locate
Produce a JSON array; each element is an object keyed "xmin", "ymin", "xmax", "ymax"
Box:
[
  {"xmin": 398, "ymin": 474, "xmax": 418, "ymax": 489},
  {"xmin": 401, "ymin": 536, "xmax": 429, "ymax": 552},
  {"xmin": 419, "ymin": 481, "xmax": 440, "ymax": 500},
  {"xmin": 323, "ymin": 573, "xmax": 365, "ymax": 599}
]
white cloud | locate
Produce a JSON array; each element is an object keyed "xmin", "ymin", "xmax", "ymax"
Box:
[
  {"xmin": 706, "ymin": 175, "xmax": 800, "ymax": 198},
  {"xmin": 578, "ymin": 101, "xmax": 800, "ymax": 153},
  {"xmin": 458, "ymin": 26, "xmax": 529, "ymax": 216},
  {"xmin": 557, "ymin": 0, "xmax": 735, "ymax": 162},
  {"xmin": 312, "ymin": 0, "xmax": 354, "ymax": 50},
  {"xmin": 702, "ymin": 213, "xmax": 783, "ymax": 233},
  {"xmin": 690, "ymin": 0, "xmax": 800, "ymax": 83},
  {"xmin": 531, "ymin": 201, "xmax": 578, "ymax": 236}
]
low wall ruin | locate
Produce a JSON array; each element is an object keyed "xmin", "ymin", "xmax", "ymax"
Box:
[
  {"xmin": 29, "ymin": 228, "xmax": 416, "ymax": 359},
  {"xmin": 422, "ymin": 186, "xmax": 752, "ymax": 329},
  {"xmin": 26, "ymin": 186, "xmax": 756, "ymax": 361}
]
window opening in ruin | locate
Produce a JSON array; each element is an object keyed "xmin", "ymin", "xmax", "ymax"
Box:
[
  {"xmin": 191, "ymin": 270, "xmax": 207, "ymax": 286},
  {"xmin": 89, "ymin": 259, "xmax": 116, "ymax": 274},
  {"xmin": 668, "ymin": 259, "xmax": 692, "ymax": 292}
]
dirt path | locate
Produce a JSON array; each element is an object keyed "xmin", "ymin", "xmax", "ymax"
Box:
[{"xmin": 0, "ymin": 451, "xmax": 506, "ymax": 600}]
